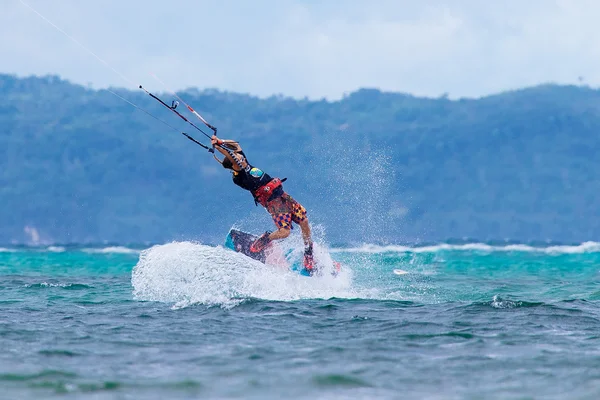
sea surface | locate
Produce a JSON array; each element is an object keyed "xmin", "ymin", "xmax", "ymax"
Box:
[{"xmin": 2, "ymin": 240, "xmax": 600, "ymax": 399}]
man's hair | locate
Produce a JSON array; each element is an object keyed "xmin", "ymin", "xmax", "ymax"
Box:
[{"xmin": 222, "ymin": 157, "xmax": 233, "ymax": 169}]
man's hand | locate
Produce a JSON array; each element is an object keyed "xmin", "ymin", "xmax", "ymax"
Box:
[{"xmin": 211, "ymin": 135, "xmax": 222, "ymax": 146}]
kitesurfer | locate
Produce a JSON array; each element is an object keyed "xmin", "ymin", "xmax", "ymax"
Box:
[{"xmin": 210, "ymin": 135, "xmax": 315, "ymax": 272}]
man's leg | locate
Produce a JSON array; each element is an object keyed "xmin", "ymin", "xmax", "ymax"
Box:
[
  {"xmin": 289, "ymin": 200, "xmax": 315, "ymax": 271},
  {"xmin": 299, "ymin": 218, "xmax": 316, "ymax": 273},
  {"xmin": 269, "ymin": 227, "xmax": 291, "ymax": 241},
  {"xmin": 299, "ymin": 219, "xmax": 312, "ymax": 247},
  {"xmin": 250, "ymin": 211, "xmax": 292, "ymax": 253},
  {"xmin": 288, "ymin": 198, "xmax": 311, "ymax": 248}
]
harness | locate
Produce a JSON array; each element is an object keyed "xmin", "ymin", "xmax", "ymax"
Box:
[
  {"xmin": 253, "ymin": 178, "xmax": 286, "ymax": 206},
  {"xmin": 217, "ymin": 142, "xmax": 287, "ymax": 206}
]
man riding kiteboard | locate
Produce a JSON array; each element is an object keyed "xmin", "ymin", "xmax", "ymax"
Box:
[
  {"xmin": 128, "ymin": 83, "xmax": 320, "ymax": 274},
  {"xmin": 210, "ymin": 135, "xmax": 316, "ymax": 273}
]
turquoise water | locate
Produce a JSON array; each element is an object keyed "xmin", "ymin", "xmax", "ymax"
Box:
[{"xmin": 2, "ymin": 241, "xmax": 600, "ymax": 399}]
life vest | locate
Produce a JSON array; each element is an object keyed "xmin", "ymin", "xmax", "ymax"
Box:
[
  {"xmin": 232, "ymin": 166, "xmax": 272, "ymax": 193},
  {"xmin": 253, "ymin": 178, "xmax": 284, "ymax": 206},
  {"xmin": 221, "ymin": 148, "xmax": 285, "ymax": 206}
]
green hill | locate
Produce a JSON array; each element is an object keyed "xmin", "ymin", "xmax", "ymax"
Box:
[{"xmin": 2, "ymin": 73, "xmax": 600, "ymax": 244}]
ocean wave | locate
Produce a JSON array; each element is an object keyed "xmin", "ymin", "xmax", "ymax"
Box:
[
  {"xmin": 24, "ymin": 282, "xmax": 92, "ymax": 290},
  {"xmin": 489, "ymin": 295, "xmax": 543, "ymax": 309},
  {"xmin": 82, "ymin": 246, "xmax": 140, "ymax": 255},
  {"xmin": 2, "ymin": 241, "xmax": 600, "ymax": 256},
  {"xmin": 0, "ymin": 245, "xmax": 141, "ymax": 254},
  {"xmin": 333, "ymin": 241, "xmax": 600, "ymax": 255},
  {"xmin": 46, "ymin": 246, "xmax": 66, "ymax": 253},
  {"xmin": 0, "ymin": 370, "xmax": 77, "ymax": 382}
]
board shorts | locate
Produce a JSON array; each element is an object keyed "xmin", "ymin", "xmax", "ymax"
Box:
[{"xmin": 265, "ymin": 193, "xmax": 308, "ymax": 230}]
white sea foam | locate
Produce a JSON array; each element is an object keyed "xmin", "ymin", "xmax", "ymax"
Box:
[
  {"xmin": 490, "ymin": 295, "xmax": 522, "ymax": 309},
  {"xmin": 131, "ymin": 241, "xmax": 357, "ymax": 309},
  {"xmin": 25, "ymin": 282, "xmax": 74, "ymax": 288},
  {"xmin": 543, "ymin": 242, "xmax": 600, "ymax": 254},
  {"xmin": 332, "ymin": 241, "xmax": 600, "ymax": 255},
  {"xmin": 83, "ymin": 246, "xmax": 140, "ymax": 254},
  {"xmin": 46, "ymin": 246, "xmax": 66, "ymax": 253}
]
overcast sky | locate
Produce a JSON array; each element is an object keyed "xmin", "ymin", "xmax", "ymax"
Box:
[{"xmin": 3, "ymin": 0, "xmax": 598, "ymax": 99}]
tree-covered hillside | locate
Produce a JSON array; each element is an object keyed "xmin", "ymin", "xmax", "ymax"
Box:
[{"xmin": 1, "ymin": 74, "xmax": 599, "ymax": 244}]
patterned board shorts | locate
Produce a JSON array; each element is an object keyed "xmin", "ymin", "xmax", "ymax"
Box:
[{"xmin": 265, "ymin": 193, "xmax": 308, "ymax": 230}]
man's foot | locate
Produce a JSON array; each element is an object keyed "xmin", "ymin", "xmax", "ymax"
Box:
[
  {"xmin": 250, "ymin": 231, "xmax": 272, "ymax": 253},
  {"xmin": 331, "ymin": 261, "xmax": 342, "ymax": 277},
  {"xmin": 303, "ymin": 243, "xmax": 315, "ymax": 273}
]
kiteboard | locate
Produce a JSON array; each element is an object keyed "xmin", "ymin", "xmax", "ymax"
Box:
[{"xmin": 224, "ymin": 229, "xmax": 341, "ymax": 277}]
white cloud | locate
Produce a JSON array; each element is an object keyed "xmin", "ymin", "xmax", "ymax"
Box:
[{"xmin": 2, "ymin": 0, "xmax": 599, "ymax": 99}]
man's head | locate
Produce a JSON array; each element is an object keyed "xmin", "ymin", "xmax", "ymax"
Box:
[{"xmin": 222, "ymin": 157, "xmax": 233, "ymax": 170}]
